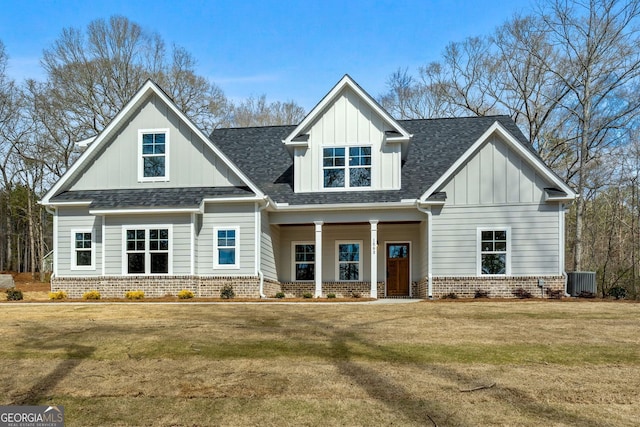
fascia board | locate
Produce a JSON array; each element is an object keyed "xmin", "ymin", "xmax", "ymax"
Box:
[
  {"xmin": 90, "ymin": 208, "xmax": 201, "ymax": 215},
  {"xmin": 420, "ymin": 121, "xmax": 576, "ymax": 201},
  {"xmin": 283, "ymin": 75, "xmax": 411, "ymax": 145},
  {"xmin": 272, "ymin": 200, "xmax": 415, "ymax": 212},
  {"xmin": 39, "ymin": 200, "xmax": 92, "ymax": 207}
]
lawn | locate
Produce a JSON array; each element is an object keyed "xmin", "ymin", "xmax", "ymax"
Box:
[{"xmin": 0, "ymin": 300, "xmax": 639, "ymax": 426}]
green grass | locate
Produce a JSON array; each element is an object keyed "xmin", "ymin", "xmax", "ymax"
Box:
[{"xmin": 1, "ymin": 301, "xmax": 639, "ymax": 426}]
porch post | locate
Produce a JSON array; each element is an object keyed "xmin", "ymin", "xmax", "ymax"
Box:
[
  {"xmin": 314, "ymin": 221, "xmax": 323, "ymax": 298},
  {"xmin": 370, "ymin": 220, "xmax": 379, "ymax": 299}
]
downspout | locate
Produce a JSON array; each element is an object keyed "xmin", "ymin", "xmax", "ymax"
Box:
[
  {"xmin": 416, "ymin": 202, "xmax": 433, "ymax": 299},
  {"xmin": 257, "ymin": 198, "xmax": 270, "ymax": 298},
  {"xmin": 44, "ymin": 206, "xmax": 56, "ymax": 279}
]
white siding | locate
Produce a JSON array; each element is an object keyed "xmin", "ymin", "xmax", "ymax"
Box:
[
  {"xmin": 56, "ymin": 207, "xmax": 102, "ymax": 276},
  {"xmin": 294, "ymin": 86, "xmax": 401, "ymax": 192},
  {"xmin": 198, "ymin": 203, "xmax": 256, "ymax": 275},
  {"xmin": 68, "ymin": 93, "xmax": 244, "ymax": 191},
  {"xmin": 443, "ymin": 135, "xmax": 546, "ymax": 206},
  {"xmin": 431, "ymin": 204, "xmax": 560, "ymax": 276},
  {"xmin": 103, "ymin": 214, "xmax": 192, "ymax": 275}
]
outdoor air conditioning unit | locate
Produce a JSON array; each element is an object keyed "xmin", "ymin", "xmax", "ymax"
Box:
[{"xmin": 566, "ymin": 271, "xmax": 596, "ymax": 297}]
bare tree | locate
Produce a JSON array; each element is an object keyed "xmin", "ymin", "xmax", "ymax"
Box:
[{"xmin": 231, "ymin": 94, "xmax": 305, "ymax": 127}]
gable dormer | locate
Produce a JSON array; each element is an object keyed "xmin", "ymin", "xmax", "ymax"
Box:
[{"xmin": 283, "ymin": 75, "xmax": 411, "ymax": 193}]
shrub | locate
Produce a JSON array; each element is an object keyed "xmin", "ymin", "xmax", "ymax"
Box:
[
  {"xmin": 302, "ymin": 292, "xmax": 313, "ymax": 299},
  {"xmin": 546, "ymin": 288, "xmax": 563, "ymax": 299},
  {"xmin": 442, "ymin": 292, "xmax": 458, "ymax": 299},
  {"xmin": 83, "ymin": 290, "xmax": 101, "ymax": 300},
  {"xmin": 125, "ymin": 290, "xmax": 145, "ymax": 300},
  {"xmin": 607, "ymin": 286, "xmax": 627, "ymax": 300},
  {"xmin": 6, "ymin": 288, "xmax": 23, "ymax": 301},
  {"xmin": 350, "ymin": 291, "xmax": 362, "ymax": 298},
  {"xmin": 275, "ymin": 291, "xmax": 285, "ymax": 299},
  {"xmin": 177, "ymin": 289, "xmax": 194, "ymax": 299},
  {"xmin": 474, "ymin": 289, "xmax": 489, "ymax": 299},
  {"xmin": 512, "ymin": 288, "xmax": 533, "ymax": 299},
  {"xmin": 48, "ymin": 290, "xmax": 68, "ymax": 300},
  {"xmin": 220, "ymin": 284, "xmax": 235, "ymax": 299},
  {"xmin": 326, "ymin": 293, "xmax": 336, "ymax": 299},
  {"xmin": 577, "ymin": 290, "xmax": 595, "ymax": 299}
]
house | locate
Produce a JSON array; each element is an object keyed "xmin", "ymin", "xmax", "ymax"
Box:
[{"xmin": 40, "ymin": 75, "xmax": 576, "ymax": 299}]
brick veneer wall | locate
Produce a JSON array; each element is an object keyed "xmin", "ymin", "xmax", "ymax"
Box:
[
  {"xmin": 52, "ymin": 276, "xmax": 262, "ymax": 299},
  {"xmin": 279, "ymin": 282, "xmax": 384, "ymax": 298},
  {"xmin": 416, "ymin": 276, "xmax": 565, "ymax": 299}
]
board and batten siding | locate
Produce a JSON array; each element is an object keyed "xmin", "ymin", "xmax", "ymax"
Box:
[
  {"xmin": 197, "ymin": 203, "xmax": 256, "ymax": 275},
  {"xmin": 103, "ymin": 214, "xmax": 192, "ymax": 275},
  {"xmin": 442, "ymin": 135, "xmax": 548, "ymax": 205},
  {"xmin": 67, "ymin": 93, "xmax": 244, "ymax": 191},
  {"xmin": 56, "ymin": 207, "xmax": 102, "ymax": 276},
  {"xmin": 294, "ymin": 86, "xmax": 402, "ymax": 192}
]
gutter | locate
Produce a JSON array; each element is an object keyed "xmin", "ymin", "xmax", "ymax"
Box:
[{"xmin": 416, "ymin": 201, "xmax": 433, "ymax": 299}]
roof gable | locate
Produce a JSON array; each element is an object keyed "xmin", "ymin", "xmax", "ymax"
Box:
[
  {"xmin": 282, "ymin": 75, "xmax": 411, "ymax": 149},
  {"xmin": 42, "ymin": 80, "xmax": 263, "ymax": 205}
]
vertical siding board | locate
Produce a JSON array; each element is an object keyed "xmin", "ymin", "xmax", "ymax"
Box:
[{"xmin": 493, "ymin": 138, "xmax": 508, "ymax": 204}]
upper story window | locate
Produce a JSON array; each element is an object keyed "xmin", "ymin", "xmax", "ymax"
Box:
[
  {"xmin": 323, "ymin": 146, "xmax": 371, "ymax": 189},
  {"xmin": 138, "ymin": 129, "xmax": 169, "ymax": 181}
]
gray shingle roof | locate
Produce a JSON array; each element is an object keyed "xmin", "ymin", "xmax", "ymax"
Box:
[
  {"xmin": 210, "ymin": 115, "xmax": 532, "ymax": 205},
  {"xmin": 50, "ymin": 187, "xmax": 254, "ymax": 209}
]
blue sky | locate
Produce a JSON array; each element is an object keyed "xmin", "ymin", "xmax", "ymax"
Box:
[{"xmin": 0, "ymin": 0, "xmax": 531, "ymax": 110}]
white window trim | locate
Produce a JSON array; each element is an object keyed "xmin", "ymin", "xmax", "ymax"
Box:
[
  {"xmin": 476, "ymin": 227, "xmax": 511, "ymax": 276},
  {"xmin": 121, "ymin": 225, "xmax": 173, "ymax": 275},
  {"xmin": 138, "ymin": 128, "xmax": 170, "ymax": 182},
  {"xmin": 214, "ymin": 226, "xmax": 240, "ymax": 269},
  {"xmin": 291, "ymin": 241, "xmax": 315, "ymax": 282},
  {"xmin": 70, "ymin": 229, "xmax": 95, "ymax": 270},
  {"xmin": 335, "ymin": 240, "xmax": 363, "ymax": 282},
  {"xmin": 321, "ymin": 145, "xmax": 372, "ymax": 191}
]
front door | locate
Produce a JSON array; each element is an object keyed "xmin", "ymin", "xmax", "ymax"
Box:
[{"xmin": 386, "ymin": 243, "xmax": 410, "ymax": 296}]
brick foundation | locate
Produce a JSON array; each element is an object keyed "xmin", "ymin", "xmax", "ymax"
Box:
[
  {"xmin": 279, "ymin": 281, "xmax": 383, "ymax": 298},
  {"xmin": 52, "ymin": 276, "xmax": 262, "ymax": 299},
  {"xmin": 418, "ymin": 276, "xmax": 565, "ymax": 299}
]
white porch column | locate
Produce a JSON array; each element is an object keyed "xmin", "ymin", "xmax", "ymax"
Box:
[
  {"xmin": 314, "ymin": 221, "xmax": 323, "ymax": 298},
  {"xmin": 370, "ymin": 220, "xmax": 379, "ymax": 299}
]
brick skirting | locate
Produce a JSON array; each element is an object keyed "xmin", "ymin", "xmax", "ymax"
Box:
[
  {"xmin": 416, "ymin": 276, "xmax": 565, "ymax": 299},
  {"xmin": 279, "ymin": 281, "xmax": 384, "ymax": 298}
]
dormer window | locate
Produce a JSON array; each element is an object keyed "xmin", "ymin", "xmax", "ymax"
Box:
[
  {"xmin": 323, "ymin": 146, "xmax": 371, "ymax": 189},
  {"xmin": 138, "ymin": 129, "xmax": 169, "ymax": 181}
]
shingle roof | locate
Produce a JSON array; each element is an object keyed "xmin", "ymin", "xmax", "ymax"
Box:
[
  {"xmin": 50, "ymin": 187, "xmax": 254, "ymax": 209},
  {"xmin": 210, "ymin": 115, "xmax": 532, "ymax": 205}
]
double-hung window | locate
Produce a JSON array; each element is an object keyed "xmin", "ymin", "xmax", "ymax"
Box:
[
  {"xmin": 214, "ymin": 227, "xmax": 240, "ymax": 269},
  {"xmin": 124, "ymin": 227, "xmax": 171, "ymax": 274},
  {"xmin": 323, "ymin": 146, "xmax": 371, "ymax": 189},
  {"xmin": 293, "ymin": 242, "xmax": 315, "ymax": 281},
  {"xmin": 336, "ymin": 241, "xmax": 361, "ymax": 281},
  {"xmin": 139, "ymin": 129, "xmax": 169, "ymax": 181},
  {"xmin": 71, "ymin": 230, "xmax": 94, "ymax": 270},
  {"xmin": 478, "ymin": 228, "xmax": 510, "ymax": 275}
]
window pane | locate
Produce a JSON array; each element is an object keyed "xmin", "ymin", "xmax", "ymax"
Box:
[
  {"xmin": 136, "ymin": 230, "xmax": 145, "ymax": 239},
  {"xmin": 219, "ymin": 248, "xmax": 236, "ymax": 265},
  {"xmin": 339, "ymin": 244, "xmax": 360, "ymax": 261},
  {"xmin": 154, "ymin": 133, "xmax": 165, "ymax": 144},
  {"xmin": 495, "ymin": 230, "xmax": 507, "ymax": 241},
  {"xmin": 482, "ymin": 254, "xmax": 506, "ymax": 275},
  {"xmin": 324, "ymin": 169, "xmax": 345, "ymax": 188},
  {"xmin": 76, "ymin": 250, "xmax": 91, "ymax": 266},
  {"xmin": 339, "ymin": 263, "xmax": 359, "ymax": 280},
  {"xmin": 481, "ymin": 242, "xmax": 494, "ymax": 251},
  {"xmin": 160, "ymin": 229, "xmax": 169, "ymax": 239},
  {"xmin": 128, "ymin": 253, "xmax": 145, "ymax": 274},
  {"xmin": 150, "ymin": 241, "xmax": 158, "ymax": 251},
  {"xmin": 495, "ymin": 242, "xmax": 507, "ymax": 251},
  {"xmin": 350, "ymin": 167, "xmax": 371, "ymax": 187},
  {"xmin": 150, "ymin": 229, "xmax": 158, "ymax": 240},
  {"xmin": 481, "ymin": 231, "xmax": 493, "ymax": 241},
  {"xmin": 296, "ymin": 263, "xmax": 315, "ymax": 281},
  {"xmin": 144, "ymin": 156, "xmax": 165, "ymax": 177},
  {"xmin": 150, "ymin": 253, "xmax": 169, "ymax": 273}
]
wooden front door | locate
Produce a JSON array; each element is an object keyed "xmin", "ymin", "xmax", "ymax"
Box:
[{"xmin": 386, "ymin": 243, "xmax": 410, "ymax": 296}]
